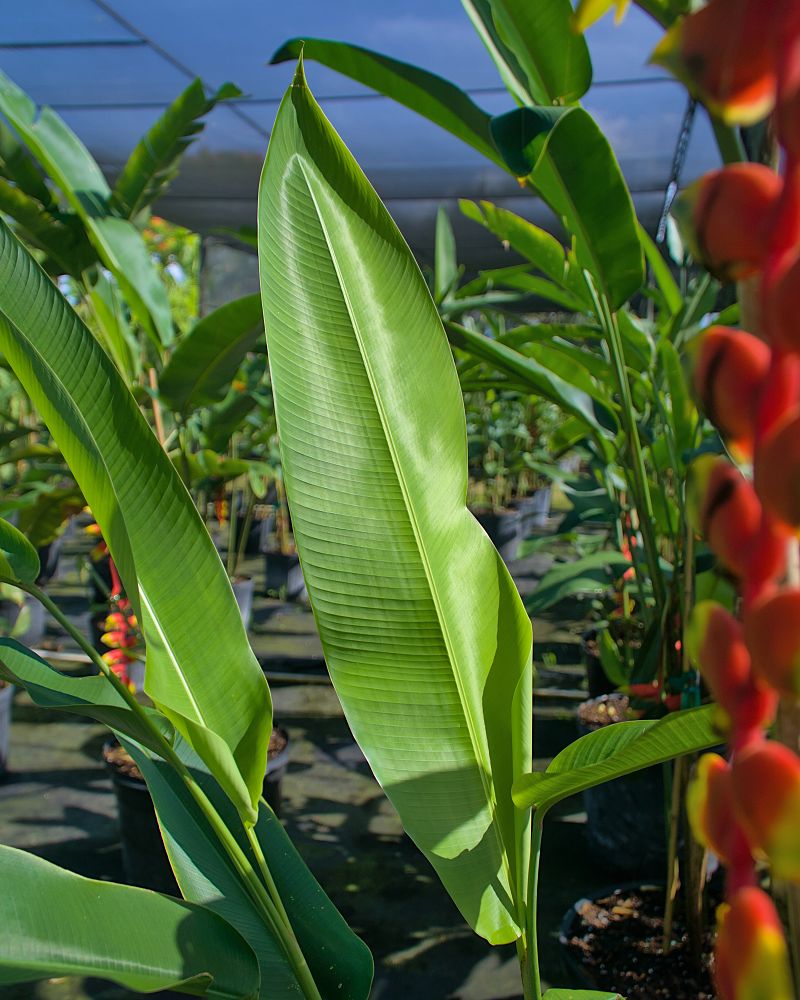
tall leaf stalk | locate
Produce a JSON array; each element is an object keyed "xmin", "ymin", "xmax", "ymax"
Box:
[{"xmin": 3, "ymin": 576, "xmax": 323, "ymax": 1000}]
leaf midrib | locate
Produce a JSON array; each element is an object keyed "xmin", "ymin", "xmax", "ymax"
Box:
[{"xmin": 295, "ymin": 155, "xmax": 512, "ymax": 881}]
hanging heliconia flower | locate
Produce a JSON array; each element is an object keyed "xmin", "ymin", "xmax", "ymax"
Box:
[
  {"xmin": 652, "ymin": 0, "xmax": 800, "ymax": 127},
  {"xmin": 665, "ymin": 0, "xmax": 800, "ymax": 996},
  {"xmin": 715, "ymin": 887, "xmax": 795, "ymax": 1000}
]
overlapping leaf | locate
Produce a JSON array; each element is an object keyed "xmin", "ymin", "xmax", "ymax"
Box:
[
  {"xmin": 0, "ymin": 218, "xmax": 271, "ymax": 823},
  {"xmin": 259, "ymin": 65, "xmax": 532, "ymax": 944},
  {"xmin": 0, "ymin": 71, "xmax": 172, "ymax": 344},
  {"xmin": 0, "ymin": 845, "xmax": 259, "ymax": 998}
]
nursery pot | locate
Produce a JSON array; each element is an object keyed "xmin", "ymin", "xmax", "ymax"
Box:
[
  {"xmin": 263, "ymin": 726, "xmax": 289, "ymax": 815},
  {"xmin": 0, "ymin": 683, "xmax": 13, "ymax": 778},
  {"xmin": 264, "ymin": 551, "xmax": 307, "ymax": 602},
  {"xmin": 577, "ymin": 695, "xmax": 666, "ymax": 875},
  {"xmin": 231, "ymin": 575, "xmax": 255, "ymax": 629},
  {"xmin": 516, "ymin": 487, "xmax": 552, "ymax": 533},
  {"xmin": 103, "ymin": 741, "xmax": 179, "ymax": 894},
  {"xmin": 581, "ymin": 629, "xmax": 617, "ymax": 699},
  {"xmin": 472, "ymin": 508, "xmax": 522, "ymax": 562},
  {"xmin": 104, "ymin": 728, "xmax": 290, "ymax": 891},
  {"xmin": 559, "ymin": 882, "xmax": 716, "ymax": 999}
]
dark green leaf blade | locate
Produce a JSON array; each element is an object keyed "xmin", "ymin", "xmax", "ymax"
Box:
[
  {"xmin": 487, "ymin": 0, "xmax": 592, "ymax": 104},
  {"xmin": 0, "ymin": 639, "xmax": 170, "ymax": 754},
  {"xmin": 160, "ymin": 294, "xmax": 264, "ymax": 412},
  {"xmin": 491, "ymin": 106, "xmax": 644, "ymax": 308},
  {"xmin": 0, "ymin": 520, "xmax": 39, "ymax": 583},
  {"xmin": 125, "ymin": 736, "xmax": 374, "ymax": 1000},
  {"xmin": 513, "ymin": 706, "xmax": 718, "ymax": 813},
  {"xmin": 0, "ymin": 217, "xmax": 272, "ymax": 823},
  {"xmin": 0, "ymin": 844, "xmax": 260, "ymax": 998},
  {"xmin": 271, "ymin": 39, "xmax": 504, "ymax": 168},
  {"xmin": 112, "ymin": 79, "xmax": 242, "ymax": 219}
]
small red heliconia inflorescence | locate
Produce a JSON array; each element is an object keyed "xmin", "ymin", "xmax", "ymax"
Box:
[{"xmin": 662, "ymin": 1, "xmax": 800, "ymax": 996}]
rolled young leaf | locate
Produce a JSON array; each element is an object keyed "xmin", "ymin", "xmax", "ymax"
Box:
[
  {"xmin": 0, "ymin": 844, "xmax": 260, "ymax": 998},
  {"xmin": 259, "ymin": 63, "xmax": 533, "ymax": 945},
  {"xmin": 0, "ymin": 217, "xmax": 272, "ymax": 824}
]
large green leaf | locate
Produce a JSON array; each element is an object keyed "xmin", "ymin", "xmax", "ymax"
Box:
[
  {"xmin": 0, "ymin": 176, "xmax": 97, "ymax": 278},
  {"xmin": 0, "ymin": 71, "xmax": 172, "ymax": 345},
  {"xmin": 159, "ymin": 294, "xmax": 264, "ymax": 413},
  {"xmin": 0, "ymin": 639, "xmax": 170, "ymax": 754},
  {"xmin": 434, "ymin": 206, "xmax": 459, "ymax": 302},
  {"xmin": 112, "ymin": 79, "xmax": 241, "ymax": 219},
  {"xmin": 125, "ymin": 735, "xmax": 373, "ymax": 1000},
  {"xmin": 461, "ymin": 0, "xmax": 532, "ymax": 105},
  {"xmin": 490, "ymin": 106, "xmax": 644, "ymax": 309},
  {"xmin": 0, "ymin": 217, "xmax": 271, "ymax": 824},
  {"xmin": 513, "ymin": 705, "xmax": 718, "ymax": 813},
  {"xmin": 271, "ymin": 39, "xmax": 504, "ymax": 168},
  {"xmin": 259, "ymin": 66, "xmax": 532, "ymax": 945},
  {"xmin": 487, "ymin": 0, "xmax": 592, "ymax": 105},
  {"xmin": 0, "ymin": 844, "xmax": 259, "ymax": 997}
]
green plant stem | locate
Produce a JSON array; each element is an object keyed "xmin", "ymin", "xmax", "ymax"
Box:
[
  {"xmin": 588, "ymin": 280, "xmax": 666, "ymax": 612},
  {"xmin": 710, "ymin": 118, "xmax": 746, "ymax": 165},
  {"xmin": 245, "ymin": 824, "xmax": 322, "ymax": 1000},
  {"xmin": 520, "ymin": 813, "xmax": 544, "ymax": 1000},
  {"xmin": 10, "ymin": 577, "xmax": 323, "ymax": 1000}
]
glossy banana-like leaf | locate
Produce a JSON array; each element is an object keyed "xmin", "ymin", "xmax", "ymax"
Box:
[
  {"xmin": 0, "ymin": 218, "xmax": 271, "ymax": 824},
  {"xmin": 259, "ymin": 66, "xmax": 532, "ymax": 945},
  {"xmin": 112, "ymin": 79, "xmax": 241, "ymax": 220},
  {"xmin": 0, "ymin": 640, "xmax": 171, "ymax": 754},
  {"xmin": 160, "ymin": 294, "xmax": 264, "ymax": 413},
  {"xmin": 125, "ymin": 735, "xmax": 374, "ymax": 999},
  {"xmin": 486, "ymin": 0, "xmax": 592, "ymax": 105},
  {"xmin": 0, "ymin": 71, "xmax": 172, "ymax": 345},
  {"xmin": 490, "ymin": 106, "xmax": 645, "ymax": 309},
  {"xmin": 513, "ymin": 706, "xmax": 718, "ymax": 813},
  {"xmin": 270, "ymin": 39, "xmax": 504, "ymax": 168},
  {"xmin": 0, "ymin": 845, "xmax": 260, "ymax": 997}
]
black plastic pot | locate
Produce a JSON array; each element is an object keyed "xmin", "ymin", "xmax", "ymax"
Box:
[
  {"xmin": 104, "ymin": 729, "xmax": 290, "ymax": 892},
  {"xmin": 264, "ymin": 551, "xmax": 307, "ymax": 601},
  {"xmin": 472, "ymin": 508, "xmax": 522, "ymax": 562},
  {"xmin": 0, "ymin": 683, "xmax": 13, "ymax": 778},
  {"xmin": 103, "ymin": 745, "xmax": 179, "ymax": 895},
  {"xmin": 581, "ymin": 629, "xmax": 617, "ymax": 699},
  {"xmin": 578, "ymin": 696, "xmax": 667, "ymax": 875}
]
